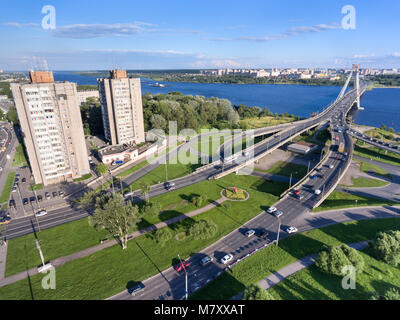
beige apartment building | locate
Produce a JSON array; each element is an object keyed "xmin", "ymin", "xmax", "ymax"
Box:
[
  {"xmin": 97, "ymin": 70, "xmax": 145, "ymax": 146},
  {"xmin": 11, "ymin": 71, "xmax": 90, "ymax": 186}
]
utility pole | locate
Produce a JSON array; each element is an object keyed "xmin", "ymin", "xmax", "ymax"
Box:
[
  {"xmin": 109, "ymin": 170, "xmax": 115, "ymax": 196},
  {"xmin": 276, "ymin": 221, "xmax": 281, "ymax": 246},
  {"xmin": 289, "ymin": 173, "xmax": 293, "ymax": 189},
  {"xmin": 177, "ymin": 253, "xmax": 188, "ymax": 300},
  {"xmin": 307, "ymin": 160, "xmax": 311, "ymax": 174}
]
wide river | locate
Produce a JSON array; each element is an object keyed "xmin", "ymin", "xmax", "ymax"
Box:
[{"xmin": 54, "ymin": 72, "xmax": 400, "ymax": 131}]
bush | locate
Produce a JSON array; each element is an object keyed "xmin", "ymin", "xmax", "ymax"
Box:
[
  {"xmin": 188, "ymin": 219, "xmax": 217, "ymax": 240},
  {"xmin": 153, "ymin": 228, "xmax": 173, "ymax": 246},
  {"xmin": 315, "ymin": 245, "xmax": 364, "ymax": 276},
  {"xmin": 369, "ymin": 230, "xmax": 400, "ymax": 267},
  {"xmin": 370, "ymin": 287, "xmax": 400, "ymax": 300},
  {"xmin": 242, "ymin": 284, "xmax": 274, "ymax": 300}
]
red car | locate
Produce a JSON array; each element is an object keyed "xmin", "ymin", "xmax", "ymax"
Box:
[
  {"xmin": 293, "ymin": 190, "xmax": 301, "ymax": 196},
  {"xmin": 174, "ymin": 260, "xmax": 190, "ymax": 272}
]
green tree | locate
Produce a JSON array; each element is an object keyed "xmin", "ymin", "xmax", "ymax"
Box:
[
  {"xmin": 315, "ymin": 245, "xmax": 364, "ymax": 276},
  {"xmin": 369, "ymin": 230, "xmax": 400, "ymax": 267},
  {"xmin": 188, "ymin": 219, "xmax": 217, "ymax": 240},
  {"xmin": 95, "ymin": 163, "xmax": 108, "ymax": 180},
  {"xmin": 242, "ymin": 284, "xmax": 274, "ymax": 300},
  {"xmin": 370, "ymin": 287, "xmax": 400, "ymax": 300},
  {"xmin": 77, "ymin": 189, "xmax": 99, "ymax": 212},
  {"xmin": 140, "ymin": 181, "xmax": 151, "ymax": 203},
  {"xmin": 89, "ymin": 194, "xmax": 140, "ymax": 250},
  {"xmin": 153, "ymin": 228, "xmax": 173, "ymax": 246},
  {"xmin": 6, "ymin": 106, "xmax": 18, "ymax": 125}
]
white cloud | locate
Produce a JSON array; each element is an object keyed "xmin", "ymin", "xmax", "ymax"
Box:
[{"xmin": 2, "ymin": 22, "xmax": 40, "ymax": 28}]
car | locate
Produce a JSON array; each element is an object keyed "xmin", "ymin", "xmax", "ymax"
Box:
[
  {"xmin": 29, "ymin": 196, "xmax": 36, "ymax": 203},
  {"xmin": 314, "ymin": 189, "xmax": 322, "ymax": 195},
  {"xmin": 245, "ymin": 229, "xmax": 256, "ymax": 237},
  {"xmin": 267, "ymin": 206, "xmax": 277, "ymax": 214},
  {"xmin": 310, "ymin": 175, "xmax": 317, "ymax": 180},
  {"xmin": 329, "ymin": 164, "xmax": 334, "ymax": 169},
  {"xmin": 200, "ymin": 256, "xmax": 213, "ymax": 266},
  {"xmin": 12, "ymin": 186, "xmax": 17, "ymax": 192},
  {"xmin": 286, "ymin": 226, "xmax": 298, "ymax": 234},
  {"xmin": 274, "ymin": 210, "xmax": 283, "ymax": 218},
  {"xmin": 220, "ymin": 254, "xmax": 233, "ymax": 264},
  {"xmin": 37, "ymin": 195, "xmax": 43, "ymax": 202},
  {"xmin": 174, "ymin": 260, "xmax": 190, "ymax": 272},
  {"xmin": 164, "ymin": 182, "xmax": 175, "ymax": 190},
  {"xmin": 45, "ymin": 192, "xmax": 51, "ymax": 200},
  {"xmin": 9, "ymin": 199, "xmax": 16, "ymax": 208},
  {"xmin": 15, "ymin": 173, "xmax": 20, "ymax": 178},
  {"xmin": 256, "ymin": 230, "xmax": 269, "ymax": 238},
  {"xmin": 23, "ymin": 198, "xmax": 28, "ymax": 205},
  {"xmin": 293, "ymin": 190, "xmax": 301, "ymax": 196},
  {"xmin": 0, "ymin": 216, "xmax": 11, "ymax": 225},
  {"xmin": 296, "ymin": 194, "xmax": 304, "ymax": 200},
  {"xmin": 0, "ymin": 167, "xmax": 2, "ymax": 171},
  {"xmin": 14, "ymin": 178, "xmax": 19, "ymax": 183},
  {"xmin": 35, "ymin": 210, "xmax": 48, "ymax": 217},
  {"xmin": 58, "ymin": 191, "xmax": 64, "ymax": 197},
  {"xmin": 128, "ymin": 282, "xmax": 145, "ymax": 296},
  {"xmin": 52, "ymin": 192, "xmax": 58, "ymax": 198},
  {"xmin": 21, "ymin": 178, "xmax": 26, "ymax": 183}
]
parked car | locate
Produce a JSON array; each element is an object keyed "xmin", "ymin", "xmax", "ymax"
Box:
[
  {"xmin": 200, "ymin": 256, "xmax": 213, "ymax": 266},
  {"xmin": 286, "ymin": 226, "xmax": 298, "ymax": 234},
  {"xmin": 174, "ymin": 260, "xmax": 190, "ymax": 272},
  {"xmin": 220, "ymin": 254, "xmax": 233, "ymax": 264},
  {"xmin": 12, "ymin": 186, "xmax": 17, "ymax": 192},
  {"xmin": 58, "ymin": 191, "xmax": 64, "ymax": 197},
  {"xmin": 29, "ymin": 196, "xmax": 36, "ymax": 203},
  {"xmin": 274, "ymin": 210, "xmax": 283, "ymax": 218},
  {"xmin": 128, "ymin": 282, "xmax": 145, "ymax": 296},
  {"xmin": 256, "ymin": 230, "xmax": 269, "ymax": 239},
  {"xmin": 35, "ymin": 210, "xmax": 48, "ymax": 217},
  {"xmin": 0, "ymin": 216, "xmax": 11, "ymax": 225},
  {"xmin": 21, "ymin": 178, "xmax": 26, "ymax": 183},
  {"xmin": 310, "ymin": 175, "xmax": 317, "ymax": 180},
  {"xmin": 45, "ymin": 192, "xmax": 51, "ymax": 200},
  {"xmin": 245, "ymin": 229, "xmax": 255, "ymax": 237},
  {"xmin": 37, "ymin": 195, "xmax": 43, "ymax": 202},
  {"xmin": 9, "ymin": 199, "xmax": 16, "ymax": 208},
  {"xmin": 52, "ymin": 192, "xmax": 58, "ymax": 198},
  {"xmin": 23, "ymin": 198, "xmax": 28, "ymax": 205}
]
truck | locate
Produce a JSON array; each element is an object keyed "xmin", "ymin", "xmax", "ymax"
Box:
[{"xmin": 338, "ymin": 142, "xmax": 345, "ymax": 153}]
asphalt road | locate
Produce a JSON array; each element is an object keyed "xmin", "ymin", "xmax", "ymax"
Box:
[{"xmin": 349, "ymin": 129, "xmax": 400, "ymax": 155}]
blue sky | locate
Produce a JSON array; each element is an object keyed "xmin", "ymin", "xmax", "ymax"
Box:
[{"xmin": 0, "ymin": 0, "xmax": 399, "ymax": 70}]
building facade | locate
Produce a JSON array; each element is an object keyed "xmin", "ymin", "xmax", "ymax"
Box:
[
  {"xmin": 98, "ymin": 70, "xmax": 145, "ymax": 146},
  {"xmin": 11, "ymin": 71, "xmax": 90, "ymax": 186}
]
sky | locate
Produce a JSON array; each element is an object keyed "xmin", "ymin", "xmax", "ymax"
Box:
[{"xmin": 0, "ymin": 0, "xmax": 399, "ymax": 70}]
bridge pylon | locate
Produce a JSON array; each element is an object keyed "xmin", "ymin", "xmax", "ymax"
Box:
[{"xmin": 353, "ymin": 64, "xmax": 363, "ymax": 110}]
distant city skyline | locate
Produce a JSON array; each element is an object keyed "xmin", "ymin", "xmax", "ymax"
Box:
[{"xmin": 0, "ymin": 0, "xmax": 399, "ymax": 70}]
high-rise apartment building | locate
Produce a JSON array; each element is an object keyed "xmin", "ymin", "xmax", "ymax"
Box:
[
  {"xmin": 11, "ymin": 71, "xmax": 90, "ymax": 186},
  {"xmin": 97, "ymin": 70, "xmax": 145, "ymax": 146}
]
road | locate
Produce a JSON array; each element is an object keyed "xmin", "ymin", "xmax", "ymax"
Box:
[{"xmin": 349, "ymin": 129, "xmax": 400, "ymax": 155}]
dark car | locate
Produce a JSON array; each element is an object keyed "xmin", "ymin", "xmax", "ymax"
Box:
[
  {"xmin": 9, "ymin": 199, "xmax": 16, "ymax": 208},
  {"xmin": 52, "ymin": 192, "xmax": 58, "ymax": 198},
  {"xmin": 23, "ymin": 198, "xmax": 29, "ymax": 205},
  {"xmin": 0, "ymin": 216, "xmax": 11, "ymax": 225},
  {"xmin": 37, "ymin": 195, "xmax": 43, "ymax": 202},
  {"xmin": 128, "ymin": 282, "xmax": 145, "ymax": 296},
  {"xmin": 29, "ymin": 196, "xmax": 36, "ymax": 203},
  {"xmin": 22, "ymin": 178, "xmax": 26, "ymax": 183},
  {"xmin": 164, "ymin": 182, "xmax": 175, "ymax": 190},
  {"xmin": 256, "ymin": 230, "xmax": 269, "ymax": 239}
]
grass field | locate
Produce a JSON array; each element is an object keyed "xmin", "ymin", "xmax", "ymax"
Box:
[
  {"xmin": 72, "ymin": 173, "xmax": 92, "ymax": 182},
  {"xmin": 343, "ymin": 177, "xmax": 390, "ymax": 188},
  {"xmin": 29, "ymin": 184, "xmax": 43, "ymax": 191},
  {"xmin": 240, "ymin": 116, "xmax": 296, "ymax": 129},
  {"xmin": 355, "ymin": 160, "xmax": 392, "ymax": 180},
  {"xmin": 115, "ymin": 160, "xmax": 149, "ymax": 178},
  {"xmin": 256, "ymin": 161, "xmax": 308, "ymax": 179},
  {"xmin": 0, "ymin": 174, "xmax": 286, "ymax": 300},
  {"xmin": 190, "ymin": 218, "xmax": 400, "ymax": 300},
  {"xmin": 12, "ymin": 144, "xmax": 28, "ymax": 167},
  {"xmin": 353, "ymin": 144, "xmax": 400, "ymax": 167},
  {"xmin": 268, "ymin": 248, "xmax": 400, "ymax": 300},
  {"xmin": 0, "ymin": 172, "xmax": 16, "ymax": 204},
  {"xmin": 313, "ymin": 191, "xmax": 398, "ymax": 212}
]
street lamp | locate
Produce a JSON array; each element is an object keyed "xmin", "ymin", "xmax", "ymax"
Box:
[
  {"xmin": 177, "ymin": 253, "xmax": 188, "ymax": 300},
  {"xmin": 276, "ymin": 221, "xmax": 281, "ymax": 246}
]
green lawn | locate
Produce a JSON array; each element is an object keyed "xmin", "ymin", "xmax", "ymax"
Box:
[
  {"xmin": 343, "ymin": 177, "xmax": 389, "ymax": 188},
  {"xmin": 29, "ymin": 184, "xmax": 43, "ymax": 191},
  {"xmin": 355, "ymin": 160, "xmax": 392, "ymax": 180},
  {"xmin": 190, "ymin": 217, "xmax": 400, "ymax": 300},
  {"xmin": 313, "ymin": 191, "xmax": 398, "ymax": 212},
  {"xmin": 116, "ymin": 160, "xmax": 149, "ymax": 178},
  {"xmin": 256, "ymin": 161, "xmax": 308, "ymax": 179},
  {"xmin": 353, "ymin": 144, "xmax": 400, "ymax": 167},
  {"xmin": 12, "ymin": 144, "xmax": 28, "ymax": 167},
  {"xmin": 268, "ymin": 249, "xmax": 400, "ymax": 300},
  {"xmin": 0, "ymin": 174, "xmax": 286, "ymax": 300},
  {"xmin": 0, "ymin": 172, "xmax": 16, "ymax": 204},
  {"xmin": 72, "ymin": 173, "xmax": 92, "ymax": 182}
]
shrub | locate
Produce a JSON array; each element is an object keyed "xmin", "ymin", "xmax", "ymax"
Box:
[
  {"xmin": 242, "ymin": 284, "xmax": 274, "ymax": 300},
  {"xmin": 153, "ymin": 228, "xmax": 173, "ymax": 246},
  {"xmin": 315, "ymin": 245, "xmax": 364, "ymax": 276},
  {"xmin": 370, "ymin": 287, "xmax": 400, "ymax": 300},
  {"xmin": 369, "ymin": 230, "xmax": 400, "ymax": 267},
  {"xmin": 188, "ymin": 219, "xmax": 217, "ymax": 240}
]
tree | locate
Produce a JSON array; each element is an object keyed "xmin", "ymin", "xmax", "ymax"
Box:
[
  {"xmin": 381, "ymin": 124, "xmax": 387, "ymax": 131},
  {"xmin": 315, "ymin": 245, "xmax": 364, "ymax": 276},
  {"xmin": 188, "ymin": 219, "xmax": 217, "ymax": 240},
  {"xmin": 77, "ymin": 189, "xmax": 99, "ymax": 212},
  {"xmin": 89, "ymin": 194, "xmax": 140, "ymax": 250},
  {"xmin": 370, "ymin": 287, "xmax": 400, "ymax": 300},
  {"xmin": 140, "ymin": 181, "xmax": 151, "ymax": 203},
  {"xmin": 153, "ymin": 228, "xmax": 172, "ymax": 246},
  {"xmin": 369, "ymin": 230, "xmax": 400, "ymax": 267},
  {"xmin": 95, "ymin": 163, "xmax": 108, "ymax": 180},
  {"xmin": 6, "ymin": 106, "xmax": 18, "ymax": 125},
  {"xmin": 140, "ymin": 201, "xmax": 161, "ymax": 216},
  {"xmin": 242, "ymin": 284, "xmax": 274, "ymax": 300}
]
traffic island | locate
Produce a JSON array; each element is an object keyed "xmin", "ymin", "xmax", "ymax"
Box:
[{"xmin": 222, "ymin": 187, "xmax": 250, "ymax": 201}]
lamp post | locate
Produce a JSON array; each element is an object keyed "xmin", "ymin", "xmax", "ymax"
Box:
[
  {"xmin": 177, "ymin": 253, "xmax": 188, "ymax": 300},
  {"xmin": 276, "ymin": 221, "xmax": 281, "ymax": 246}
]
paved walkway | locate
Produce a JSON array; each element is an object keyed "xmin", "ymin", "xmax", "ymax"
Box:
[
  {"xmin": 232, "ymin": 241, "xmax": 368, "ymax": 300},
  {"xmin": 0, "ymin": 197, "xmax": 227, "ymax": 288},
  {"xmin": 0, "ymin": 241, "xmax": 7, "ymax": 280}
]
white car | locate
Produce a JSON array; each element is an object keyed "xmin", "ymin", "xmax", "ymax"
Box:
[
  {"xmin": 274, "ymin": 210, "xmax": 283, "ymax": 218},
  {"xmin": 329, "ymin": 164, "xmax": 334, "ymax": 169},
  {"xmin": 245, "ymin": 229, "xmax": 255, "ymax": 237},
  {"xmin": 267, "ymin": 206, "xmax": 277, "ymax": 214},
  {"xmin": 286, "ymin": 226, "xmax": 298, "ymax": 234},
  {"xmin": 35, "ymin": 210, "xmax": 48, "ymax": 217},
  {"xmin": 314, "ymin": 189, "xmax": 322, "ymax": 195},
  {"xmin": 220, "ymin": 254, "xmax": 233, "ymax": 264}
]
